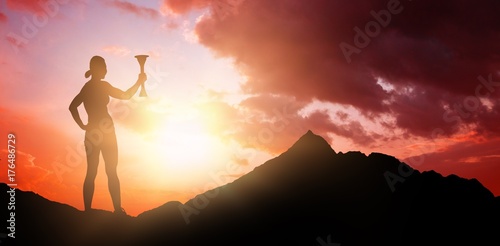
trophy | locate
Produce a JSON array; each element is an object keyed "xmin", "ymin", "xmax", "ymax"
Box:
[{"xmin": 135, "ymin": 55, "xmax": 149, "ymax": 97}]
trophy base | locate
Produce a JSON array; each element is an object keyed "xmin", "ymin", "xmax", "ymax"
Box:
[{"xmin": 139, "ymin": 88, "xmax": 147, "ymax": 97}]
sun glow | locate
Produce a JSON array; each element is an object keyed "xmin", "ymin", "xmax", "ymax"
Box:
[
  {"xmin": 157, "ymin": 120, "xmax": 213, "ymax": 169},
  {"xmin": 146, "ymin": 105, "xmax": 226, "ymax": 178}
]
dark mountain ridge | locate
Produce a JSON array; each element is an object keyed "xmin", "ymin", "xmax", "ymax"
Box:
[{"xmin": 1, "ymin": 130, "xmax": 499, "ymax": 245}]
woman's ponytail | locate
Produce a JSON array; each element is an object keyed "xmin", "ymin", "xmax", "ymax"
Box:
[{"xmin": 85, "ymin": 70, "xmax": 92, "ymax": 78}]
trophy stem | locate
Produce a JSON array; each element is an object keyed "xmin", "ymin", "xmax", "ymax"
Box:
[
  {"xmin": 135, "ymin": 55, "xmax": 149, "ymax": 97},
  {"xmin": 139, "ymin": 75, "xmax": 147, "ymax": 97}
]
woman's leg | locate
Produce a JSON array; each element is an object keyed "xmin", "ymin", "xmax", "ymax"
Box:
[
  {"xmin": 102, "ymin": 132, "xmax": 121, "ymax": 212},
  {"xmin": 83, "ymin": 138, "xmax": 100, "ymax": 211}
]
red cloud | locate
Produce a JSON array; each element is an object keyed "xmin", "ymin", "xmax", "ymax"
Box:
[
  {"xmin": 105, "ymin": 0, "xmax": 160, "ymax": 19},
  {"xmin": 0, "ymin": 12, "xmax": 7, "ymax": 22},
  {"xmin": 6, "ymin": 0, "xmax": 70, "ymax": 14},
  {"xmin": 403, "ymin": 137, "xmax": 500, "ymax": 196},
  {"xmin": 6, "ymin": 0, "xmax": 45, "ymax": 13},
  {"xmin": 185, "ymin": 0, "xmax": 500, "ymax": 140}
]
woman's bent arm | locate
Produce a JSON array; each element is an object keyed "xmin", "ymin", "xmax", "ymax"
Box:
[{"xmin": 69, "ymin": 93, "xmax": 86, "ymax": 130}]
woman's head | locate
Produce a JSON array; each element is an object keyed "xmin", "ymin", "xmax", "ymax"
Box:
[{"xmin": 85, "ymin": 56, "xmax": 107, "ymax": 79}]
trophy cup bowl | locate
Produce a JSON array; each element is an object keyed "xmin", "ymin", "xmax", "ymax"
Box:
[{"xmin": 135, "ymin": 55, "xmax": 149, "ymax": 97}]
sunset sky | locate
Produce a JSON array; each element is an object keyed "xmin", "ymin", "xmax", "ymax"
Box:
[{"xmin": 1, "ymin": 0, "xmax": 499, "ymax": 216}]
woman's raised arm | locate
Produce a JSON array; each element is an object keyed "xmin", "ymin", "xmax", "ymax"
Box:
[{"xmin": 108, "ymin": 73, "xmax": 147, "ymax": 100}]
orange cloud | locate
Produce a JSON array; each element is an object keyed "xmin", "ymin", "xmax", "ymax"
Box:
[
  {"xmin": 160, "ymin": 0, "xmax": 210, "ymax": 15},
  {"xmin": 102, "ymin": 45, "xmax": 131, "ymax": 57}
]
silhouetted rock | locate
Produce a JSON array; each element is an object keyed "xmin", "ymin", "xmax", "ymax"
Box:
[{"xmin": 1, "ymin": 130, "xmax": 499, "ymax": 245}]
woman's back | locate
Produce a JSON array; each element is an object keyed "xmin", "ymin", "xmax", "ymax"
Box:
[{"xmin": 81, "ymin": 80, "xmax": 112, "ymax": 129}]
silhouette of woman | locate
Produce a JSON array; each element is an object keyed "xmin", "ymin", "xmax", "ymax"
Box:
[{"xmin": 69, "ymin": 55, "xmax": 146, "ymax": 215}]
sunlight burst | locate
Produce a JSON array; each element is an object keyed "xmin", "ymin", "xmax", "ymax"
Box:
[{"xmin": 148, "ymin": 106, "xmax": 224, "ymax": 175}]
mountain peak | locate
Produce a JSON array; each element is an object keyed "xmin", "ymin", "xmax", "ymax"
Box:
[{"xmin": 287, "ymin": 130, "xmax": 336, "ymax": 155}]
